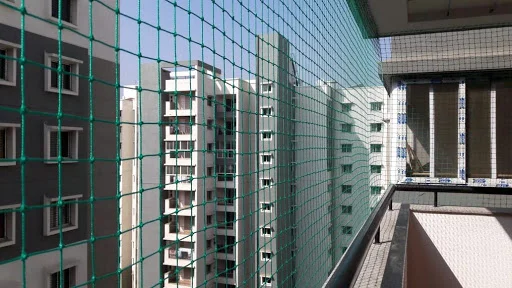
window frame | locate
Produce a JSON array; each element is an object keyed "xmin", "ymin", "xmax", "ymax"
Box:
[
  {"xmin": 44, "ymin": 194, "xmax": 82, "ymax": 236},
  {"xmin": 370, "ymin": 144, "xmax": 382, "ymax": 153},
  {"xmin": 260, "ymin": 153, "xmax": 273, "ymax": 164},
  {"xmin": 342, "ymin": 164, "xmax": 352, "ymax": 173},
  {"xmin": 260, "ymin": 226, "xmax": 272, "ymax": 237},
  {"xmin": 370, "ymin": 102, "xmax": 383, "ymax": 111},
  {"xmin": 341, "ymin": 205, "xmax": 352, "ymax": 214},
  {"xmin": 261, "ymin": 276, "xmax": 273, "ymax": 286},
  {"xmin": 260, "ymin": 106, "xmax": 273, "ymax": 117},
  {"xmin": 261, "ymin": 82, "xmax": 273, "ymax": 93},
  {"xmin": 371, "ymin": 186, "xmax": 382, "ymax": 195},
  {"xmin": 341, "ymin": 144, "xmax": 352, "ymax": 153},
  {"xmin": 260, "ymin": 202, "xmax": 273, "ymax": 213},
  {"xmin": 341, "ymin": 185, "xmax": 352, "ymax": 194},
  {"xmin": 341, "ymin": 123, "xmax": 352, "ymax": 132},
  {"xmin": 45, "ymin": 52, "xmax": 83, "ymax": 96},
  {"xmin": 261, "ymin": 251, "xmax": 272, "ymax": 261},
  {"xmin": 341, "ymin": 103, "xmax": 352, "ymax": 112},
  {"xmin": 260, "ymin": 178, "xmax": 273, "ymax": 188},
  {"xmin": 47, "ymin": 265, "xmax": 76, "ymax": 288},
  {"xmin": 0, "ymin": 123, "xmax": 19, "ymax": 166},
  {"xmin": 260, "ymin": 130, "xmax": 273, "ymax": 141},
  {"xmin": 0, "ymin": 40, "xmax": 20, "ymax": 86},
  {"xmin": 0, "ymin": 204, "xmax": 19, "ymax": 248},
  {"xmin": 48, "ymin": 0, "xmax": 78, "ymax": 28},
  {"xmin": 370, "ymin": 123, "xmax": 383, "ymax": 132},
  {"xmin": 44, "ymin": 125, "xmax": 83, "ymax": 163},
  {"xmin": 342, "ymin": 226, "xmax": 353, "ymax": 235},
  {"xmin": 371, "ymin": 165, "xmax": 382, "ymax": 174}
]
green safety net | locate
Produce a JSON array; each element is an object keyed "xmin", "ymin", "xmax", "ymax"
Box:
[{"xmin": 0, "ymin": 0, "xmax": 383, "ymax": 288}]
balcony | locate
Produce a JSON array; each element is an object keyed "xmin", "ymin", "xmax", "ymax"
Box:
[
  {"xmin": 164, "ymin": 248, "xmax": 195, "ymax": 267},
  {"xmin": 165, "ymin": 78, "xmax": 197, "ymax": 92},
  {"xmin": 216, "ymin": 243, "xmax": 235, "ymax": 261},
  {"xmin": 165, "ymin": 101, "xmax": 196, "ymax": 117},
  {"xmin": 326, "ymin": 184, "xmax": 512, "ymax": 287},
  {"xmin": 164, "ymin": 222, "xmax": 195, "ymax": 242},
  {"xmin": 165, "ymin": 174, "xmax": 196, "ymax": 191},
  {"xmin": 164, "ymin": 198, "xmax": 196, "ymax": 215},
  {"xmin": 216, "ymin": 149, "xmax": 235, "ymax": 159},
  {"xmin": 164, "ymin": 272, "xmax": 193, "ymax": 288},
  {"xmin": 165, "ymin": 125, "xmax": 197, "ymax": 141}
]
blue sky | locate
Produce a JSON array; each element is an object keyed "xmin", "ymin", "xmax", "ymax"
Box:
[{"xmin": 119, "ymin": 0, "xmax": 383, "ymax": 88}]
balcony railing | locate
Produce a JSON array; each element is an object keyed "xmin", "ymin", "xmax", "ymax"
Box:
[
  {"xmin": 217, "ymin": 222, "xmax": 234, "ymax": 230},
  {"xmin": 167, "ymin": 274, "xmax": 192, "ymax": 286},
  {"xmin": 217, "ymin": 173, "xmax": 234, "ymax": 181},
  {"xmin": 218, "ymin": 271, "xmax": 235, "ymax": 279},
  {"xmin": 216, "ymin": 150, "xmax": 235, "ymax": 159},
  {"xmin": 217, "ymin": 244, "xmax": 234, "ymax": 254},
  {"xmin": 168, "ymin": 151, "xmax": 192, "ymax": 159},
  {"xmin": 168, "ymin": 175, "xmax": 193, "ymax": 184},
  {"xmin": 217, "ymin": 198, "xmax": 234, "ymax": 206},
  {"xmin": 168, "ymin": 248, "xmax": 194, "ymax": 260},
  {"xmin": 167, "ymin": 198, "xmax": 194, "ymax": 209}
]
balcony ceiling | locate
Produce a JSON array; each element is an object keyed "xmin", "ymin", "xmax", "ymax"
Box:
[{"xmin": 356, "ymin": 0, "xmax": 512, "ymax": 37}]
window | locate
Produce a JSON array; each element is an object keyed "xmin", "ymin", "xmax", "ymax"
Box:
[
  {"xmin": 342, "ymin": 226, "xmax": 353, "ymax": 235},
  {"xmin": 261, "ymin": 178, "xmax": 273, "ymax": 187},
  {"xmin": 261, "ymin": 131, "xmax": 273, "ymax": 141},
  {"xmin": 45, "ymin": 53, "xmax": 82, "ymax": 95},
  {"xmin": 206, "ymin": 264, "xmax": 212, "ymax": 274},
  {"xmin": 341, "ymin": 144, "xmax": 352, "ymax": 153},
  {"xmin": 207, "ymin": 119, "xmax": 213, "ymax": 130},
  {"xmin": 207, "ymin": 95, "xmax": 213, "ymax": 106},
  {"xmin": 342, "ymin": 246, "xmax": 348, "ymax": 254},
  {"xmin": 207, "ymin": 190, "xmax": 213, "ymax": 201},
  {"xmin": 261, "ymin": 252, "xmax": 272, "ymax": 261},
  {"xmin": 207, "ymin": 143, "xmax": 214, "ymax": 152},
  {"xmin": 261, "ymin": 83, "xmax": 273, "ymax": 93},
  {"xmin": 0, "ymin": 40, "xmax": 19, "ymax": 86},
  {"xmin": 370, "ymin": 102, "xmax": 383, "ymax": 111},
  {"xmin": 45, "ymin": 195, "xmax": 81, "ymax": 236},
  {"xmin": 49, "ymin": 266, "xmax": 76, "ymax": 288},
  {"xmin": 207, "ymin": 167, "xmax": 213, "ymax": 176},
  {"xmin": 341, "ymin": 123, "xmax": 352, "ymax": 132},
  {"xmin": 261, "ymin": 203, "xmax": 272, "ymax": 212},
  {"xmin": 341, "ymin": 205, "xmax": 352, "ymax": 214},
  {"xmin": 207, "ymin": 239, "xmax": 213, "ymax": 249},
  {"xmin": 261, "ymin": 154, "xmax": 273, "ymax": 164},
  {"xmin": 371, "ymin": 165, "xmax": 382, "ymax": 174},
  {"xmin": 342, "ymin": 164, "xmax": 352, "ymax": 173},
  {"xmin": 370, "ymin": 144, "xmax": 382, "ymax": 153},
  {"xmin": 261, "ymin": 227, "xmax": 272, "ymax": 237},
  {"xmin": 0, "ymin": 205, "xmax": 17, "ymax": 248},
  {"xmin": 370, "ymin": 123, "xmax": 382, "ymax": 132},
  {"xmin": 371, "ymin": 186, "xmax": 381, "ymax": 195},
  {"xmin": 45, "ymin": 125, "xmax": 82, "ymax": 163},
  {"xmin": 262, "ymin": 277, "xmax": 272, "ymax": 286},
  {"xmin": 207, "ymin": 215, "xmax": 213, "ymax": 225},
  {"xmin": 341, "ymin": 185, "xmax": 352, "ymax": 194},
  {"xmin": 0, "ymin": 124, "xmax": 17, "ymax": 166},
  {"xmin": 341, "ymin": 103, "xmax": 352, "ymax": 112},
  {"xmin": 51, "ymin": 0, "xmax": 76, "ymax": 25},
  {"xmin": 261, "ymin": 107, "xmax": 273, "ymax": 116}
]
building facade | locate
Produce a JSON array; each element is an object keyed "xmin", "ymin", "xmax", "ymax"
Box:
[{"xmin": 0, "ymin": 0, "xmax": 118, "ymax": 287}]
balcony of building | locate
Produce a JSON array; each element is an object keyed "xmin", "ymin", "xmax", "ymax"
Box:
[
  {"xmin": 165, "ymin": 94, "xmax": 197, "ymax": 117},
  {"xmin": 164, "ymin": 267, "xmax": 194, "ymax": 288},
  {"xmin": 164, "ymin": 191, "xmax": 196, "ymax": 216},
  {"xmin": 216, "ymin": 188, "xmax": 235, "ymax": 212},
  {"xmin": 216, "ymin": 211, "xmax": 236, "ymax": 236},
  {"xmin": 215, "ymin": 235, "xmax": 236, "ymax": 261},
  {"xmin": 163, "ymin": 241, "xmax": 195, "ymax": 267},
  {"xmin": 163, "ymin": 216, "xmax": 196, "ymax": 242},
  {"xmin": 215, "ymin": 96, "xmax": 236, "ymax": 118},
  {"xmin": 216, "ymin": 260, "xmax": 236, "ymax": 286},
  {"xmin": 164, "ymin": 121, "xmax": 198, "ymax": 142}
]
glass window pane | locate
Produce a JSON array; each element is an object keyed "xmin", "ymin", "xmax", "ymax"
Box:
[{"xmin": 406, "ymin": 84, "xmax": 430, "ymax": 177}]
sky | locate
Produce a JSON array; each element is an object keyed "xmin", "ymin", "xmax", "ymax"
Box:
[{"xmin": 119, "ymin": 0, "xmax": 384, "ymax": 88}]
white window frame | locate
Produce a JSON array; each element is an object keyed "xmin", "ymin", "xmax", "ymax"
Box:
[
  {"xmin": 261, "ymin": 276, "xmax": 273, "ymax": 286},
  {"xmin": 260, "ymin": 106, "xmax": 273, "ymax": 117},
  {"xmin": 260, "ymin": 178, "xmax": 273, "ymax": 188},
  {"xmin": 260, "ymin": 226, "xmax": 272, "ymax": 237},
  {"xmin": 0, "ymin": 204, "xmax": 19, "ymax": 248},
  {"xmin": 260, "ymin": 130, "xmax": 273, "ymax": 141},
  {"xmin": 0, "ymin": 123, "xmax": 19, "ymax": 166},
  {"xmin": 44, "ymin": 125, "xmax": 83, "ymax": 163},
  {"xmin": 44, "ymin": 52, "xmax": 83, "ymax": 96},
  {"xmin": 47, "ymin": 265, "xmax": 77, "ymax": 288},
  {"xmin": 260, "ymin": 153, "xmax": 273, "ymax": 164},
  {"xmin": 261, "ymin": 251, "xmax": 272, "ymax": 261},
  {"xmin": 260, "ymin": 202, "xmax": 273, "ymax": 213},
  {"xmin": 0, "ymin": 40, "xmax": 20, "ymax": 86},
  {"xmin": 261, "ymin": 82, "xmax": 273, "ymax": 93},
  {"xmin": 47, "ymin": 0, "xmax": 79, "ymax": 28},
  {"xmin": 44, "ymin": 194, "xmax": 82, "ymax": 236}
]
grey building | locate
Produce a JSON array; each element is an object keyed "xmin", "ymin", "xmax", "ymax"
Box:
[{"xmin": 0, "ymin": 1, "xmax": 118, "ymax": 287}]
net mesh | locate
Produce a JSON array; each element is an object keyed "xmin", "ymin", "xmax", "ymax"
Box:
[{"xmin": 1, "ymin": 0, "xmax": 512, "ymax": 288}]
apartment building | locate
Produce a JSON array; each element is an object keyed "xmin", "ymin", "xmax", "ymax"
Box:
[
  {"xmin": 0, "ymin": 0, "xmax": 118, "ymax": 287},
  {"xmin": 121, "ymin": 61, "xmax": 256, "ymax": 288}
]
